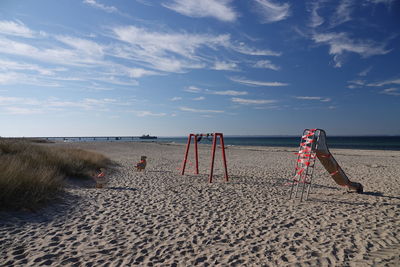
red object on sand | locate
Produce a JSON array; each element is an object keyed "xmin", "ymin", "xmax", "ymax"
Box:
[{"xmin": 181, "ymin": 133, "xmax": 228, "ymax": 183}]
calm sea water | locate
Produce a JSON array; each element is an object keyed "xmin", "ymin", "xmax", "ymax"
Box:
[{"xmin": 47, "ymin": 136, "xmax": 400, "ymax": 151}]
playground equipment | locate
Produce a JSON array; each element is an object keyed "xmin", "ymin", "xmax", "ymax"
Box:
[
  {"xmin": 289, "ymin": 129, "xmax": 363, "ymax": 201},
  {"xmin": 181, "ymin": 133, "xmax": 228, "ymax": 183},
  {"xmin": 94, "ymin": 168, "xmax": 107, "ymax": 188},
  {"xmin": 135, "ymin": 156, "xmax": 147, "ymax": 171}
]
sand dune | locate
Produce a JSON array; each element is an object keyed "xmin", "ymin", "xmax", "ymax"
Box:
[{"xmin": 1, "ymin": 142, "xmax": 399, "ymax": 266}]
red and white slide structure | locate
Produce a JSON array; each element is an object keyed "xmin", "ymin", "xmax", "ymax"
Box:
[{"xmin": 289, "ymin": 129, "xmax": 363, "ymax": 201}]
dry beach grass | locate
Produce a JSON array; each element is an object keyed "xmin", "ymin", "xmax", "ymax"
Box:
[
  {"xmin": 0, "ymin": 139, "xmax": 111, "ymax": 210},
  {"xmin": 0, "ymin": 141, "xmax": 399, "ymax": 266}
]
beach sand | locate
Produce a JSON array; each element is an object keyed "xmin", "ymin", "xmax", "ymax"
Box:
[{"xmin": 1, "ymin": 142, "xmax": 399, "ymax": 266}]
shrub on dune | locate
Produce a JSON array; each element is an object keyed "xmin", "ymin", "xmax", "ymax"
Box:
[{"xmin": 0, "ymin": 139, "xmax": 111, "ymax": 210}]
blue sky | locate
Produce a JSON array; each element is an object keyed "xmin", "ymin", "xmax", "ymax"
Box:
[{"xmin": 0, "ymin": 0, "xmax": 399, "ymax": 137}]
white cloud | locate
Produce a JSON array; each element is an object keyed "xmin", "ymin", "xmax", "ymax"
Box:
[
  {"xmin": 212, "ymin": 61, "xmax": 238, "ymax": 71},
  {"xmin": 366, "ymin": 0, "xmax": 395, "ymax": 5},
  {"xmin": 192, "ymin": 96, "xmax": 205, "ymax": 101},
  {"xmin": 128, "ymin": 68, "xmax": 158, "ymax": 78},
  {"xmin": 179, "ymin": 106, "xmax": 224, "ymax": 113},
  {"xmin": 349, "ymin": 80, "xmax": 365, "ymax": 85},
  {"xmin": 312, "ymin": 32, "xmax": 390, "ymax": 67},
  {"xmin": 0, "ymin": 72, "xmax": 60, "ymax": 87},
  {"xmin": 83, "ymin": 0, "xmax": 119, "ymax": 13},
  {"xmin": 162, "ymin": 0, "xmax": 237, "ymax": 22},
  {"xmin": 170, "ymin": 96, "xmax": 182, "ymax": 101},
  {"xmin": 231, "ymin": 97, "xmax": 276, "ymax": 105},
  {"xmin": 0, "ymin": 20, "xmax": 35, "ymax": 38},
  {"xmin": 308, "ymin": 0, "xmax": 325, "ymax": 28},
  {"xmin": 207, "ymin": 90, "xmax": 248, "ymax": 96},
  {"xmin": 184, "ymin": 86, "xmax": 203, "ymax": 93},
  {"xmin": 253, "ymin": 0, "xmax": 291, "ymax": 23},
  {"xmin": 112, "ymin": 25, "xmax": 230, "ymax": 58},
  {"xmin": 135, "ymin": 111, "xmax": 167, "ymax": 117},
  {"xmin": 111, "ymin": 25, "xmax": 231, "ymax": 72},
  {"xmin": 367, "ymin": 78, "xmax": 400, "ymax": 87},
  {"xmin": 0, "ymin": 96, "xmax": 123, "ymax": 115},
  {"xmin": 330, "ymin": 0, "xmax": 353, "ymax": 27},
  {"xmin": 253, "ymin": 60, "xmax": 280, "ymax": 71},
  {"xmin": 232, "ymin": 42, "xmax": 281, "ymax": 56},
  {"xmin": 295, "ymin": 96, "xmax": 331, "ymax": 102},
  {"xmin": 4, "ymin": 107, "xmax": 43, "ymax": 115},
  {"xmin": 379, "ymin": 88, "xmax": 400, "ymax": 96},
  {"xmin": 0, "ymin": 37, "xmax": 104, "ymax": 67},
  {"xmin": 0, "ymin": 96, "xmax": 40, "ymax": 106},
  {"xmin": 0, "ymin": 59, "xmax": 57, "ymax": 75},
  {"xmin": 347, "ymin": 80, "xmax": 366, "ymax": 89},
  {"xmin": 56, "ymin": 35, "xmax": 104, "ymax": 57},
  {"xmin": 358, "ymin": 66, "xmax": 372, "ymax": 77},
  {"xmin": 46, "ymin": 98, "xmax": 118, "ymax": 110},
  {"xmin": 230, "ymin": 77, "xmax": 288, "ymax": 87}
]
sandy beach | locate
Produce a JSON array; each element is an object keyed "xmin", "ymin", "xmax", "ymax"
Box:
[{"xmin": 1, "ymin": 141, "xmax": 399, "ymax": 266}]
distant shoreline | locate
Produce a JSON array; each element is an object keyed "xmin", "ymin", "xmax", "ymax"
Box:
[{"xmin": 9, "ymin": 136, "xmax": 398, "ymax": 151}]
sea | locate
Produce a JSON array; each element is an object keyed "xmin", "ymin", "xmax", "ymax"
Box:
[{"xmin": 45, "ymin": 136, "xmax": 400, "ymax": 151}]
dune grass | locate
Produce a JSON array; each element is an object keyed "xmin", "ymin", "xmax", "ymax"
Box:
[{"xmin": 0, "ymin": 139, "xmax": 111, "ymax": 210}]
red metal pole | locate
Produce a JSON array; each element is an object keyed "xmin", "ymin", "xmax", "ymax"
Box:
[
  {"xmin": 194, "ymin": 134, "xmax": 199, "ymax": 174},
  {"xmin": 181, "ymin": 134, "xmax": 192, "ymax": 175},
  {"xmin": 209, "ymin": 133, "xmax": 217, "ymax": 183},
  {"xmin": 218, "ymin": 133, "xmax": 229, "ymax": 182}
]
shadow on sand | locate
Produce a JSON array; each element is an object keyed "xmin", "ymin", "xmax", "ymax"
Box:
[
  {"xmin": 107, "ymin": 186, "xmax": 137, "ymax": 191},
  {"xmin": 362, "ymin": 191, "xmax": 400, "ymax": 200}
]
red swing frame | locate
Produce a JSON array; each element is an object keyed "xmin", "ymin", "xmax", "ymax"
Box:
[{"xmin": 181, "ymin": 133, "xmax": 228, "ymax": 183}]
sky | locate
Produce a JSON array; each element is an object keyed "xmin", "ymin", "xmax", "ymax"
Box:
[{"xmin": 0, "ymin": 0, "xmax": 399, "ymax": 137}]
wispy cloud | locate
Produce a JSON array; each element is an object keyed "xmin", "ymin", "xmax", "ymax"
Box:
[
  {"xmin": 184, "ymin": 86, "xmax": 248, "ymax": 96},
  {"xmin": 207, "ymin": 90, "xmax": 248, "ymax": 96},
  {"xmin": 135, "ymin": 111, "xmax": 167, "ymax": 117},
  {"xmin": 0, "ymin": 36, "xmax": 104, "ymax": 67},
  {"xmin": 4, "ymin": 107, "xmax": 44, "ymax": 115},
  {"xmin": 358, "ymin": 66, "xmax": 372, "ymax": 77},
  {"xmin": 128, "ymin": 68, "xmax": 158, "ymax": 78},
  {"xmin": 192, "ymin": 96, "xmax": 205, "ymax": 101},
  {"xmin": 230, "ymin": 77, "xmax": 288, "ymax": 87},
  {"xmin": 253, "ymin": 0, "xmax": 291, "ymax": 23},
  {"xmin": 0, "ymin": 59, "xmax": 59, "ymax": 75},
  {"xmin": 308, "ymin": 0, "xmax": 325, "ymax": 28},
  {"xmin": 295, "ymin": 96, "xmax": 331, "ymax": 102},
  {"xmin": 212, "ymin": 61, "xmax": 238, "ymax": 71},
  {"xmin": 170, "ymin": 96, "xmax": 182, "ymax": 101},
  {"xmin": 379, "ymin": 88, "xmax": 400, "ymax": 96},
  {"xmin": 83, "ymin": 0, "xmax": 119, "ymax": 13},
  {"xmin": 111, "ymin": 25, "xmax": 231, "ymax": 72},
  {"xmin": 366, "ymin": 0, "xmax": 396, "ymax": 6},
  {"xmin": 252, "ymin": 60, "xmax": 280, "ymax": 71},
  {"xmin": 55, "ymin": 35, "xmax": 104, "ymax": 57},
  {"xmin": 184, "ymin": 86, "xmax": 202, "ymax": 93},
  {"xmin": 162, "ymin": 0, "xmax": 237, "ymax": 22},
  {"xmin": 0, "ymin": 96, "xmax": 40, "ymax": 106},
  {"xmin": 330, "ymin": 0, "xmax": 354, "ymax": 27},
  {"xmin": 0, "ymin": 72, "xmax": 60, "ymax": 87},
  {"xmin": 347, "ymin": 79, "xmax": 366, "ymax": 88},
  {"xmin": 367, "ymin": 78, "xmax": 400, "ymax": 87},
  {"xmin": 232, "ymin": 97, "xmax": 276, "ymax": 105},
  {"xmin": 0, "ymin": 20, "xmax": 35, "ymax": 38},
  {"xmin": 179, "ymin": 106, "xmax": 224, "ymax": 113},
  {"xmin": 232, "ymin": 43, "xmax": 281, "ymax": 56},
  {"xmin": 312, "ymin": 32, "xmax": 390, "ymax": 67},
  {"xmin": 0, "ymin": 96, "xmax": 127, "ymax": 115}
]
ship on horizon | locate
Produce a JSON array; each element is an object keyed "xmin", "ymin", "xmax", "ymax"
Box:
[{"xmin": 139, "ymin": 134, "xmax": 157, "ymax": 139}]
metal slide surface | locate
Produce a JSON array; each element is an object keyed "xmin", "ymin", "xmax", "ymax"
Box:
[{"xmin": 315, "ymin": 130, "xmax": 363, "ymax": 193}]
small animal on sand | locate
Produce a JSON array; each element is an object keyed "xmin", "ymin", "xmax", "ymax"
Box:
[
  {"xmin": 93, "ymin": 168, "xmax": 107, "ymax": 188},
  {"xmin": 135, "ymin": 156, "xmax": 147, "ymax": 171}
]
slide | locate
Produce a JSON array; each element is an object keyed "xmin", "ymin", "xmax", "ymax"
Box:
[{"xmin": 315, "ymin": 130, "xmax": 363, "ymax": 193}]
